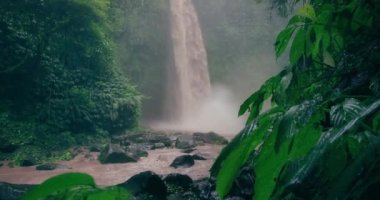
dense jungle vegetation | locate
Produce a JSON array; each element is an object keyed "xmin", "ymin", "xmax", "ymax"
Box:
[
  {"xmin": 0, "ymin": 0, "xmax": 142, "ymax": 165},
  {"xmin": 213, "ymin": 0, "xmax": 380, "ymax": 199}
]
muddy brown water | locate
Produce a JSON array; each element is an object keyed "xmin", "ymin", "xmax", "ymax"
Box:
[{"xmin": 0, "ymin": 145, "xmax": 223, "ymax": 186}]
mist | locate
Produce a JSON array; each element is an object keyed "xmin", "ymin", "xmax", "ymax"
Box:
[{"xmin": 134, "ymin": 0, "xmax": 288, "ymax": 135}]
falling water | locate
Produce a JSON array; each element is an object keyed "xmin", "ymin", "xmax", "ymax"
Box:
[{"xmin": 166, "ymin": 0, "xmax": 211, "ymax": 121}]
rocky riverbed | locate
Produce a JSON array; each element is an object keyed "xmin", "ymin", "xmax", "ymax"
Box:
[{"xmin": 0, "ymin": 144, "xmax": 223, "ymax": 186}]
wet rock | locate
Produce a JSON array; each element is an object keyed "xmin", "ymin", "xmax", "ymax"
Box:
[
  {"xmin": 164, "ymin": 173, "xmax": 193, "ymax": 191},
  {"xmin": 0, "ymin": 163, "xmax": 3, "ymax": 167},
  {"xmin": 181, "ymin": 148, "xmax": 196, "ymax": 153},
  {"xmin": 170, "ymin": 155, "xmax": 195, "ymax": 168},
  {"xmin": 127, "ymin": 144, "xmax": 149, "ymax": 157},
  {"xmin": 0, "ymin": 182, "xmax": 34, "ymax": 200},
  {"xmin": 36, "ymin": 163, "xmax": 70, "ymax": 171},
  {"xmin": 98, "ymin": 144, "xmax": 137, "ymax": 164},
  {"xmin": 19, "ymin": 158, "xmax": 36, "ymax": 167},
  {"xmin": 192, "ymin": 154, "xmax": 207, "ymax": 160},
  {"xmin": 153, "ymin": 143, "xmax": 166, "ymax": 149},
  {"xmin": 175, "ymin": 135, "xmax": 195, "ymax": 149},
  {"xmin": 118, "ymin": 171, "xmax": 167, "ymax": 200},
  {"xmin": 193, "ymin": 132, "xmax": 228, "ymax": 145},
  {"xmin": 192, "ymin": 178, "xmax": 217, "ymax": 200}
]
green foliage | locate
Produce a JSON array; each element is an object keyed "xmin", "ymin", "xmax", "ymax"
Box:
[
  {"xmin": 214, "ymin": 0, "xmax": 380, "ymax": 199},
  {"xmin": 0, "ymin": 0, "xmax": 142, "ymax": 163},
  {"xmin": 22, "ymin": 173, "xmax": 132, "ymax": 200}
]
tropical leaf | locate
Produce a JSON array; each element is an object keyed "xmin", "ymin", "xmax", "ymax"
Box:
[
  {"xmin": 275, "ymin": 100, "xmax": 319, "ymax": 152},
  {"xmin": 279, "ymin": 99, "xmax": 380, "ymax": 197},
  {"xmin": 239, "ymin": 75, "xmax": 282, "ymax": 124},
  {"xmin": 330, "ymin": 98, "xmax": 364, "ymax": 127},
  {"xmin": 296, "ymin": 3, "xmax": 317, "ymax": 21},
  {"xmin": 213, "ymin": 107, "xmax": 283, "ymax": 199},
  {"xmin": 275, "ymin": 26, "xmax": 296, "ymax": 58},
  {"xmin": 22, "ymin": 173, "xmax": 96, "ymax": 200},
  {"xmin": 289, "ymin": 28, "xmax": 305, "ymax": 64},
  {"xmin": 253, "ymin": 109, "xmax": 323, "ymax": 200}
]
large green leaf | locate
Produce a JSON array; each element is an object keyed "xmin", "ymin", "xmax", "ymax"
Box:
[
  {"xmin": 275, "ymin": 100, "xmax": 318, "ymax": 152},
  {"xmin": 330, "ymin": 98, "xmax": 364, "ymax": 127},
  {"xmin": 279, "ymin": 99, "xmax": 380, "ymax": 198},
  {"xmin": 275, "ymin": 26, "xmax": 296, "ymax": 58},
  {"xmin": 214, "ymin": 108, "xmax": 283, "ymax": 199},
  {"xmin": 296, "ymin": 3, "xmax": 317, "ymax": 21},
  {"xmin": 253, "ymin": 110, "xmax": 323, "ymax": 200},
  {"xmin": 289, "ymin": 28, "xmax": 306, "ymax": 64},
  {"xmin": 22, "ymin": 173, "xmax": 96, "ymax": 200}
]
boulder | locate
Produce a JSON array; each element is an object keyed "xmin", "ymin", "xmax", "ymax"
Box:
[
  {"xmin": 19, "ymin": 158, "xmax": 36, "ymax": 167},
  {"xmin": 98, "ymin": 144, "xmax": 137, "ymax": 164},
  {"xmin": 127, "ymin": 144, "xmax": 149, "ymax": 157},
  {"xmin": 193, "ymin": 132, "xmax": 228, "ymax": 145},
  {"xmin": 153, "ymin": 143, "xmax": 166, "ymax": 149},
  {"xmin": 118, "ymin": 171, "xmax": 167, "ymax": 200},
  {"xmin": 170, "ymin": 155, "xmax": 195, "ymax": 168},
  {"xmin": 191, "ymin": 178, "xmax": 218, "ymax": 200},
  {"xmin": 181, "ymin": 148, "xmax": 196, "ymax": 154},
  {"xmin": 175, "ymin": 135, "xmax": 195, "ymax": 149},
  {"xmin": 192, "ymin": 154, "xmax": 207, "ymax": 161},
  {"xmin": 35, "ymin": 163, "xmax": 70, "ymax": 171},
  {"xmin": 164, "ymin": 174, "xmax": 193, "ymax": 191},
  {"xmin": 0, "ymin": 182, "xmax": 34, "ymax": 200},
  {"xmin": 89, "ymin": 144, "xmax": 103, "ymax": 152}
]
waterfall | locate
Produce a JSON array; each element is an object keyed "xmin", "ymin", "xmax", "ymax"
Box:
[{"xmin": 166, "ymin": 0, "xmax": 211, "ymax": 121}]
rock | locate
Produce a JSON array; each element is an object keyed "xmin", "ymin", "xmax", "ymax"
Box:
[
  {"xmin": 0, "ymin": 182, "xmax": 34, "ymax": 200},
  {"xmin": 164, "ymin": 174, "xmax": 193, "ymax": 191},
  {"xmin": 98, "ymin": 144, "xmax": 137, "ymax": 164},
  {"xmin": 0, "ymin": 163, "xmax": 3, "ymax": 167},
  {"xmin": 127, "ymin": 144, "xmax": 149, "ymax": 157},
  {"xmin": 191, "ymin": 178, "xmax": 217, "ymax": 200},
  {"xmin": 170, "ymin": 155, "xmax": 195, "ymax": 168},
  {"xmin": 193, "ymin": 132, "xmax": 228, "ymax": 145},
  {"xmin": 153, "ymin": 143, "xmax": 166, "ymax": 149},
  {"xmin": 118, "ymin": 171, "xmax": 167, "ymax": 200},
  {"xmin": 19, "ymin": 158, "xmax": 36, "ymax": 167},
  {"xmin": 192, "ymin": 154, "xmax": 207, "ymax": 160},
  {"xmin": 36, "ymin": 163, "xmax": 70, "ymax": 171},
  {"xmin": 181, "ymin": 148, "xmax": 196, "ymax": 153},
  {"xmin": 175, "ymin": 135, "xmax": 195, "ymax": 149}
]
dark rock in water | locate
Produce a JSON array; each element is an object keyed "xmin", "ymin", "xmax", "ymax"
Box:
[
  {"xmin": 36, "ymin": 163, "xmax": 70, "ymax": 171},
  {"xmin": 164, "ymin": 173, "xmax": 193, "ymax": 191},
  {"xmin": 0, "ymin": 182, "xmax": 34, "ymax": 200},
  {"xmin": 170, "ymin": 155, "xmax": 194, "ymax": 168},
  {"xmin": 118, "ymin": 171, "xmax": 167, "ymax": 200},
  {"xmin": 127, "ymin": 144, "xmax": 149, "ymax": 157},
  {"xmin": 193, "ymin": 132, "xmax": 228, "ymax": 145},
  {"xmin": 192, "ymin": 178, "xmax": 218, "ymax": 200},
  {"xmin": 19, "ymin": 159, "xmax": 36, "ymax": 167},
  {"xmin": 181, "ymin": 148, "xmax": 196, "ymax": 153},
  {"xmin": 192, "ymin": 154, "xmax": 207, "ymax": 160},
  {"xmin": 175, "ymin": 135, "xmax": 195, "ymax": 149},
  {"xmin": 153, "ymin": 143, "xmax": 166, "ymax": 149},
  {"xmin": 98, "ymin": 144, "xmax": 137, "ymax": 164},
  {"xmin": 0, "ymin": 163, "xmax": 3, "ymax": 167}
]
